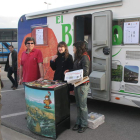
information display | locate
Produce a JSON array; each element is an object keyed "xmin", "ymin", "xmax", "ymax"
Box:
[
  {"xmin": 31, "ymin": 24, "xmax": 48, "ymax": 46},
  {"xmin": 36, "ymin": 29, "xmax": 43, "ymax": 45},
  {"xmin": 123, "ymin": 21, "xmax": 139, "ymax": 44}
]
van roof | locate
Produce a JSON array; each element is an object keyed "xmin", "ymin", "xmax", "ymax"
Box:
[{"xmin": 26, "ymin": 0, "xmax": 122, "ymax": 19}]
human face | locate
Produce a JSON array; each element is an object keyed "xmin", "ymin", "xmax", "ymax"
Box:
[
  {"xmin": 26, "ymin": 41, "xmax": 34, "ymax": 52},
  {"xmin": 73, "ymin": 46, "xmax": 76, "ymax": 54},
  {"xmin": 58, "ymin": 45, "xmax": 65, "ymax": 54},
  {"xmin": 8, "ymin": 46, "xmax": 14, "ymax": 52}
]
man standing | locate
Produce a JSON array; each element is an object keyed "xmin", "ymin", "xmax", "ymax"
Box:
[
  {"xmin": 5, "ymin": 45, "xmax": 18, "ymax": 90},
  {"xmin": 19, "ymin": 37, "xmax": 44, "ymax": 84}
]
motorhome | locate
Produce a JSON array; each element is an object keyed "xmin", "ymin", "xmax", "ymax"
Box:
[{"xmin": 18, "ymin": 0, "xmax": 140, "ymax": 108}]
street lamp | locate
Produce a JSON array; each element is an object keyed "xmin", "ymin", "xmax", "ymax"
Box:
[{"xmin": 44, "ymin": 2, "xmax": 51, "ymax": 9}]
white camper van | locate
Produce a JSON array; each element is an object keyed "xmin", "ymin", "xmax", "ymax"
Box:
[{"xmin": 18, "ymin": 0, "xmax": 140, "ymax": 108}]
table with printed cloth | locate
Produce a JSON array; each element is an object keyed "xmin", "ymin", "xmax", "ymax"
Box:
[{"xmin": 25, "ymin": 80, "xmax": 70, "ymax": 139}]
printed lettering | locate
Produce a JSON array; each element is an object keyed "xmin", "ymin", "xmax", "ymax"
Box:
[
  {"xmin": 56, "ymin": 15, "xmax": 63, "ymax": 24},
  {"xmin": 62, "ymin": 24, "xmax": 72, "ymax": 46}
]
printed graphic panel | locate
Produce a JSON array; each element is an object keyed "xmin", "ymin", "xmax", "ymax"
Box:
[
  {"xmin": 112, "ymin": 65, "xmax": 123, "ymax": 82},
  {"xmin": 124, "ymin": 65, "xmax": 139, "ymax": 83},
  {"xmin": 25, "ymin": 86, "xmax": 56, "ymax": 138},
  {"xmin": 18, "ymin": 16, "xmax": 57, "ymax": 80}
]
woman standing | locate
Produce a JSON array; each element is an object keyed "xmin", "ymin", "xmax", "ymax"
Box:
[
  {"xmin": 50, "ymin": 41, "xmax": 73, "ymax": 82},
  {"xmin": 65, "ymin": 41, "xmax": 90, "ymax": 133}
]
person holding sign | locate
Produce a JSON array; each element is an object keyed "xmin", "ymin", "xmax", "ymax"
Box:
[{"xmin": 65, "ymin": 41, "xmax": 90, "ymax": 133}]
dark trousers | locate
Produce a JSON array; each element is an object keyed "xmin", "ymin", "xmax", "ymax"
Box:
[{"xmin": 7, "ymin": 67, "xmax": 18, "ymax": 88}]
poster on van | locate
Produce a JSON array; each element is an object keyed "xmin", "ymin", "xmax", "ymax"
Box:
[
  {"xmin": 123, "ymin": 21, "xmax": 139, "ymax": 44},
  {"xmin": 124, "ymin": 65, "xmax": 139, "ymax": 83}
]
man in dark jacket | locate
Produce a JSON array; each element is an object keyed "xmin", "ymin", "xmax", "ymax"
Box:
[{"xmin": 4, "ymin": 45, "xmax": 18, "ymax": 90}]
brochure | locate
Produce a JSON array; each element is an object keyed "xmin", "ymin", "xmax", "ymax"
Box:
[
  {"xmin": 65, "ymin": 69, "xmax": 83, "ymax": 84},
  {"xmin": 74, "ymin": 76, "xmax": 89, "ymax": 87}
]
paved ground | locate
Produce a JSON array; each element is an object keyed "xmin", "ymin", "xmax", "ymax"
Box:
[
  {"xmin": 0, "ymin": 64, "xmax": 7, "ymax": 80},
  {"xmin": 1, "ymin": 126, "xmax": 35, "ymax": 140},
  {"xmin": 1, "ymin": 64, "xmax": 140, "ymax": 140},
  {"xmin": 0, "ymin": 64, "xmax": 36, "ymax": 140}
]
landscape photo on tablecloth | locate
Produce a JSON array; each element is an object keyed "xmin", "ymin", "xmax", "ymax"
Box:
[{"xmin": 25, "ymin": 86, "xmax": 56, "ymax": 138}]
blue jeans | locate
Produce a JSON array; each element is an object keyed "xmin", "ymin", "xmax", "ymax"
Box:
[{"xmin": 74, "ymin": 83, "xmax": 90, "ymax": 127}]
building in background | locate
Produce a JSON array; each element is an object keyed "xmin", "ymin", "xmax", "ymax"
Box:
[{"xmin": 0, "ymin": 28, "xmax": 17, "ymax": 64}]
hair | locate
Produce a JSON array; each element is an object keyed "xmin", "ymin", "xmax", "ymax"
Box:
[
  {"xmin": 24, "ymin": 37, "xmax": 36, "ymax": 45},
  {"xmin": 8, "ymin": 45, "xmax": 14, "ymax": 48},
  {"xmin": 73, "ymin": 41, "xmax": 87, "ymax": 61},
  {"xmin": 57, "ymin": 41, "xmax": 69, "ymax": 59}
]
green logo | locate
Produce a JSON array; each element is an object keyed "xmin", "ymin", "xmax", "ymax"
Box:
[
  {"xmin": 56, "ymin": 15, "xmax": 73, "ymax": 46},
  {"xmin": 112, "ymin": 25, "xmax": 123, "ymax": 45},
  {"xmin": 56, "ymin": 15, "xmax": 63, "ymax": 24},
  {"xmin": 62, "ymin": 24, "xmax": 72, "ymax": 46}
]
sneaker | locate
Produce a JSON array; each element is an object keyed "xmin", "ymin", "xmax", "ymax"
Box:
[
  {"xmin": 72, "ymin": 124, "xmax": 80, "ymax": 131},
  {"xmin": 78, "ymin": 126, "xmax": 87, "ymax": 133}
]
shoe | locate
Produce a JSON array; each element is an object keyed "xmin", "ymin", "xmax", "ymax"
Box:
[
  {"xmin": 13, "ymin": 87, "xmax": 17, "ymax": 90},
  {"xmin": 11, "ymin": 85, "xmax": 14, "ymax": 88},
  {"xmin": 78, "ymin": 126, "xmax": 87, "ymax": 133},
  {"xmin": 25, "ymin": 116, "xmax": 27, "ymax": 119},
  {"xmin": 72, "ymin": 124, "xmax": 80, "ymax": 131}
]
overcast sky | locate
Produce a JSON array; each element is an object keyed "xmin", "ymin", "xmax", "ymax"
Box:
[{"xmin": 0, "ymin": 0, "xmax": 96, "ymax": 28}]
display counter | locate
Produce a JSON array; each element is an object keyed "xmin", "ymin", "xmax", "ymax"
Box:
[{"xmin": 25, "ymin": 80, "xmax": 70, "ymax": 139}]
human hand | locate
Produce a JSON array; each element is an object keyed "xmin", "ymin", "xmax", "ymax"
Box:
[
  {"xmin": 51, "ymin": 55, "xmax": 58, "ymax": 61},
  {"xmin": 18, "ymin": 79, "xmax": 22, "ymax": 85},
  {"xmin": 37, "ymin": 77, "xmax": 44, "ymax": 82},
  {"xmin": 64, "ymin": 70, "xmax": 69, "ymax": 75}
]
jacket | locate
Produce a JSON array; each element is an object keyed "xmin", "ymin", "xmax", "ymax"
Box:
[
  {"xmin": 4, "ymin": 50, "xmax": 17, "ymax": 72},
  {"xmin": 50, "ymin": 53, "xmax": 73, "ymax": 81},
  {"xmin": 73, "ymin": 54, "xmax": 90, "ymax": 77}
]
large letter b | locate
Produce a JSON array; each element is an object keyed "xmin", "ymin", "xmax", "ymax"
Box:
[{"xmin": 62, "ymin": 24, "xmax": 72, "ymax": 46}]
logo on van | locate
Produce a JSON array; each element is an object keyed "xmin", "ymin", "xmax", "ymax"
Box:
[
  {"xmin": 112, "ymin": 25, "xmax": 123, "ymax": 45},
  {"xmin": 56, "ymin": 15, "xmax": 73, "ymax": 47}
]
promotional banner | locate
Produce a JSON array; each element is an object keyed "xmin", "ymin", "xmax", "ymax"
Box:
[{"xmin": 25, "ymin": 86, "xmax": 56, "ymax": 138}]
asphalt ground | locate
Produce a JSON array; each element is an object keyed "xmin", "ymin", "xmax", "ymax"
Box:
[
  {"xmin": 1, "ymin": 126, "xmax": 35, "ymax": 140},
  {"xmin": 1, "ymin": 64, "xmax": 140, "ymax": 140}
]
